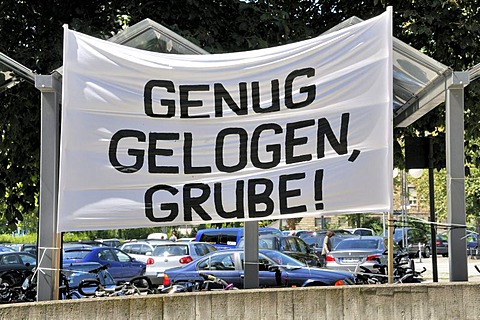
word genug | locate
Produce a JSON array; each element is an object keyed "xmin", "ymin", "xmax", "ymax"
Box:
[{"xmin": 107, "ymin": 67, "xmax": 356, "ymax": 222}]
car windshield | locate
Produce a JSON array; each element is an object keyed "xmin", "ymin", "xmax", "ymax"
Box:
[
  {"xmin": 63, "ymin": 250, "xmax": 91, "ymax": 260},
  {"xmin": 152, "ymin": 244, "xmax": 188, "ymax": 256},
  {"xmin": 303, "ymin": 234, "xmax": 356, "ymax": 248},
  {"xmin": 260, "ymin": 250, "xmax": 305, "ymax": 268},
  {"xmin": 0, "ymin": 246, "xmax": 16, "ymax": 253},
  {"xmin": 335, "ymin": 239, "xmax": 380, "ymax": 250}
]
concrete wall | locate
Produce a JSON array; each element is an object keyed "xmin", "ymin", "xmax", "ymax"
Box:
[{"xmin": 1, "ymin": 282, "xmax": 478, "ymax": 320}]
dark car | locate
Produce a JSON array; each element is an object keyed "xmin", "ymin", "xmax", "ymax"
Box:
[
  {"xmin": 195, "ymin": 227, "xmax": 283, "ymax": 250},
  {"xmin": 466, "ymin": 232, "xmax": 479, "ymax": 255},
  {"xmin": 0, "ymin": 251, "xmax": 36, "ymax": 270},
  {"xmin": 299, "ymin": 229, "xmax": 354, "ymax": 240},
  {"xmin": 0, "ymin": 252, "xmax": 37, "ymax": 287},
  {"xmin": 436, "ymin": 234, "xmax": 448, "ymax": 257},
  {"xmin": 236, "ymin": 235, "xmax": 321, "ymax": 267},
  {"xmin": 62, "ymin": 246, "xmax": 146, "ymax": 283},
  {"xmin": 19, "ymin": 244, "xmax": 37, "ymax": 256},
  {"xmin": 302, "ymin": 233, "xmax": 358, "ymax": 260},
  {"xmin": 163, "ymin": 249, "xmax": 355, "ymax": 289},
  {"xmin": 390, "ymin": 227, "xmax": 431, "ymax": 258}
]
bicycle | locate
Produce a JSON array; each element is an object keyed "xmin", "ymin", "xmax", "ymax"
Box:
[
  {"xmin": 354, "ymin": 251, "xmax": 425, "ymax": 284},
  {"xmin": 77, "ymin": 264, "xmax": 155, "ymax": 297},
  {"xmin": 0, "ymin": 269, "xmax": 35, "ymax": 303},
  {"xmin": 160, "ymin": 273, "xmax": 238, "ymax": 293}
]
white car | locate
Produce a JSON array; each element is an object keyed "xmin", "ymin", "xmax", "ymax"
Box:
[
  {"xmin": 119, "ymin": 240, "xmax": 170, "ymax": 263},
  {"xmin": 121, "ymin": 241, "xmax": 217, "ymax": 285}
]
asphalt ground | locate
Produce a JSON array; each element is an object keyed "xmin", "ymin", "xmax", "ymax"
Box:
[{"xmin": 414, "ymin": 255, "xmax": 480, "ymax": 282}]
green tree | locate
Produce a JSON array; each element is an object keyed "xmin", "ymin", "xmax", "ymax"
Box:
[{"xmin": 1, "ymin": 0, "xmax": 480, "ymax": 231}]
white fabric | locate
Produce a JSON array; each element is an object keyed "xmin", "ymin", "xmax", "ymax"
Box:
[{"xmin": 59, "ymin": 10, "xmax": 393, "ymax": 231}]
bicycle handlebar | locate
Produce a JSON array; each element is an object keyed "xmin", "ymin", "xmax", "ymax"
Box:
[{"xmin": 87, "ymin": 263, "xmax": 110, "ymax": 274}]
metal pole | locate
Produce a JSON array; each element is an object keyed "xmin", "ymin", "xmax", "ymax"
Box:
[
  {"xmin": 429, "ymin": 137, "xmax": 438, "ymax": 282},
  {"xmin": 243, "ymin": 221, "xmax": 259, "ymax": 288},
  {"xmin": 35, "ymin": 73, "xmax": 62, "ymax": 300},
  {"xmin": 446, "ymin": 72, "xmax": 469, "ymax": 281},
  {"xmin": 387, "ymin": 212, "xmax": 394, "ymax": 284}
]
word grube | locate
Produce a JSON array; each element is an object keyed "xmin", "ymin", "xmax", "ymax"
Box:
[
  {"xmin": 144, "ymin": 169, "xmax": 325, "ymax": 222},
  {"xmin": 107, "ymin": 67, "xmax": 357, "ymax": 223}
]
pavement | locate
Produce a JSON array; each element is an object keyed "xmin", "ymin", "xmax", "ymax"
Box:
[{"xmin": 414, "ymin": 255, "xmax": 480, "ymax": 282}]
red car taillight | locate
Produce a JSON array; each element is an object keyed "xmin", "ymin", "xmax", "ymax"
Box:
[
  {"xmin": 326, "ymin": 255, "xmax": 335, "ymax": 261},
  {"xmin": 436, "ymin": 240, "xmax": 442, "ymax": 246},
  {"xmin": 163, "ymin": 274, "xmax": 170, "ymax": 286},
  {"xmin": 366, "ymin": 254, "xmax": 381, "ymax": 261},
  {"xmin": 146, "ymin": 257, "xmax": 155, "ymax": 265},
  {"xmin": 179, "ymin": 256, "xmax": 193, "ymax": 264}
]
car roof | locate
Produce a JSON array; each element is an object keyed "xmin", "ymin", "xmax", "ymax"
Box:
[
  {"xmin": 122, "ymin": 240, "xmax": 170, "ymax": 244},
  {"xmin": 64, "ymin": 246, "xmax": 117, "ymax": 252},
  {"xmin": 338, "ymin": 235, "xmax": 383, "ymax": 241}
]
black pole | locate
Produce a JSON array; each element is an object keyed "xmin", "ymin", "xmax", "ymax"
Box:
[{"xmin": 429, "ymin": 137, "xmax": 438, "ymax": 282}]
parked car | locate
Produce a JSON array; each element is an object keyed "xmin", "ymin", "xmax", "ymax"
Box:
[
  {"xmin": 0, "ymin": 251, "xmax": 37, "ymax": 287},
  {"xmin": 0, "ymin": 245, "xmax": 17, "ymax": 253},
  {"xmin": 147, "ymin": 233, "xmax": 168, "ymax": 240},
  {"xmin": 282, "ymin": 230, "xmax": 314, "ymax": 238},
  {"xmin": 195, "ymin": 227, "xmax": 283, "ymax": 249},
  {"xmin": 0, "ymin": 251, "xmax": 36, "ymax": 270},
  {"xmin": 299, "ymin": 229, "xmax": 353, "ymax": 240},
  {"xmin": 466, "ymin": 232, "xmax": 479, "ymax": 254},
  {"xmin": 62, "ymin": 246, "xmax": 146, "ymax": 284},
  {"xmin": 143, "ymin": 241, "xmax": 217, "ymax": 285},
  {"xmin": 436, "ymin": 234, "xmax": 448, "ymax": 257},
  {"xmin": 62, "ymin": 262, "xmax": 117, "ymax": 298},
  {"xmin": 344, "ymin": 228, "xmax": 375, "ymax": 236},
  {"xmin": 64, "ymin": 240, "xmax": 108, "ymax": 248},
  {"xmin": 163, "ymin": 249, "xmax": 356, "ymax": 289},
  {"xmin": 94, "ymin": 238, "xmax": 122, "ymax": 247},
  {"xmin": 236, "ymin": 235, "xmax": 321, "ymax": 267},
  {"xmin": 119, "ymin": 240, "xmax": 171, "ymax": 257},
  {"xmin": 388, "ymin": 227, "xmax": 431, "ymax": 258},
  {"xmin": 325, "ymin": 236, "xmax": 395, "ymax": 272},
  {"xmin": 302, "ymin": 233, "xmax": 358, "ymax": 260},
  {"xmin": 19, "ymin": 244, "xmax": 37, "ymax": 256}
]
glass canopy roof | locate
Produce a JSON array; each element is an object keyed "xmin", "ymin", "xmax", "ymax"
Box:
[
  {"xmin": 107, "ymin": 18, "xmax": 209, "ymax": 55},
  {"xmin": 0, "ymin": 16, "xmax": 461, "ymax": 129},
  {"xmin": 0, "ymin": 51, "xmax": 35, "ymax": 93},
  {"xmin": 322, "ymin": 16, "xmax": 452, "ymax": 128}
]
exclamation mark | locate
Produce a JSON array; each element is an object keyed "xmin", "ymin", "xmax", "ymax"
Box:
[{"xmin": 315, "ymin": 169, "xmax": 324, "ymax": 210}]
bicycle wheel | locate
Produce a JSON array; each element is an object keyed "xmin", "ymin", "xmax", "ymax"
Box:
[
  {"xmin": 78, "ymin": 279, "xmax": 102, "ymax": 297},
  {"xmin": 129, "ymin": 276, "xmax": 153, "ymax": 290}
]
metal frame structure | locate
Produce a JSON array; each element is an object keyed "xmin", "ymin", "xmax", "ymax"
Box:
[{"xmin": 0, "ymin": 14, "xmax": 473, "ymax": 298}]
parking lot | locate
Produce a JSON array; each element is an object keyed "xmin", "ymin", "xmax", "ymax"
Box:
[{"xmin": 415, "ymin": 256, "xmax": 480, "ymax": 282}]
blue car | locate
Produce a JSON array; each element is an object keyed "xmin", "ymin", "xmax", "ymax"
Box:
[
  {"xmin": 61, "ymin": 262, "xmax": 117, "ymax": 299},
  {"xmin": 63, "ymin": 246, "xmax": 146, "ymax": 283},
  {"xmin": 162, "ymin": 249, "xmax": 355, "ymax": 289}
]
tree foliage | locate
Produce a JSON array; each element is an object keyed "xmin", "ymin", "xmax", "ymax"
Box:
[{"xmin": 1, "ymin": 0, "xmax": 480, "ymax": 230}]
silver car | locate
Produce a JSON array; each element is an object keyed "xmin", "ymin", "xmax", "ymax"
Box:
[
  {"xmin": 145, "ymin": 242, "xmax": 217, "ymax": 285},
  {"xmin": 325, "ymin": 236, "xmax": 388, "ymax": 272}
]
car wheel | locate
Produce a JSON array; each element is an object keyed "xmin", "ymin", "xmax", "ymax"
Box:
[{"xmin": 422, "ymin": 247, "xmax": 431, "ymax": 258}]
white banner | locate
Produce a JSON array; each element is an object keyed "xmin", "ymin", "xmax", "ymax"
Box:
[{"xmin": 58, "ymin": 10, "xmax": 393, "ymax": 231}]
